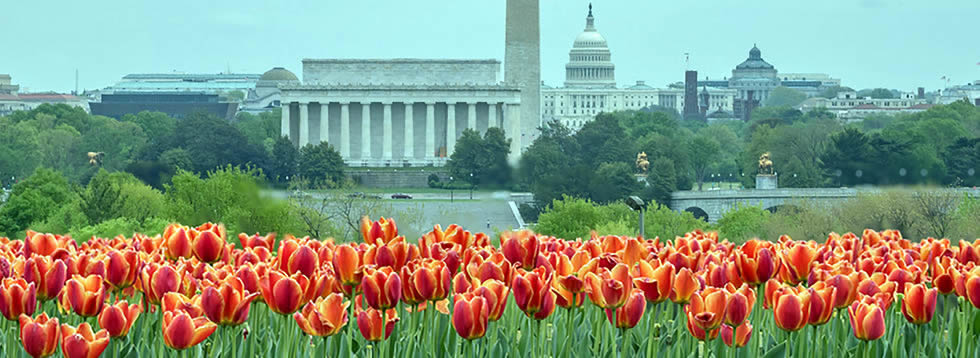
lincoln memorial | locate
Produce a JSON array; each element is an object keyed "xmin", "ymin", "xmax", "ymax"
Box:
[{"xmin": 279, "ymin": 59, "xmax": 523, "ymax": 167}]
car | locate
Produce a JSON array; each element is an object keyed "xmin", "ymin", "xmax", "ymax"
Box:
[{"xmin": 391, "ymin": 193, "xmax": 413, "ymax": 199}]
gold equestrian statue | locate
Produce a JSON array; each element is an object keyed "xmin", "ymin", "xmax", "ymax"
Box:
[
  {"xmin": 87, "ymin": 152, "xmax": 105, "ymax": 167},
  {"xmin": 636, "ymin": 152, "xmax": 650, "ymax": 174},
  {"xmin": 758, "ymin": 152, "xmax": 774, "ymax": 175}
]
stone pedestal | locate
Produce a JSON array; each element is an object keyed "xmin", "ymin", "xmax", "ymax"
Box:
[{"xmin": 756, "ymin": 175, "xmax": 778, "ymax": 189}]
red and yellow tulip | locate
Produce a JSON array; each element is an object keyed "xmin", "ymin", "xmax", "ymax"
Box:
[
  {"xmin": 294, "ymin": 293, "xmax": 348, "ymax": 337},
  {"xmin": 98, "ymin": 300, "xmax": 142, "ymax": 338},
  {"xmin": 19, "ymin": 313, "xmax": 61, "ymax": 358},
  {"xmin": 161, "ymin": 310, "xmax": 218, "ymax": 350},
  {"xmin": 60, "ymin": 322, "xmax": 110, "ymax": 358}
]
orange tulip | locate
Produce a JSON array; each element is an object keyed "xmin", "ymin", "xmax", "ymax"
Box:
[
  {"xmin": 473, "ymin": 279, "xmax": 509, "ymax": 321},
  {"xmin": 966, "ymin": 274, "xmax": 980, "ymax": 309},
  {"xmin": 24, "ymin": 231, "xmax": 74, "ymax": 258},
  {"xmin": 162, "ymin": 224, "xmax": 193, "ymax": 260},
  {"xmin": 201, "ymin": 277, "xmax": 259, "ymax": 325},
  {"xmin": 807, "ymin": 284, "xmax": 837, "ymax": 326},
  {"xmin": 191, "ymin": 223, "xmax": 226, "ymax": 263},
  {"xmin": 780, "ymin": 241, "xmax": 816, "ymax": 284},
  {"xmin": 686, "ymin": 315, "xmax": 719, "ymax": 341},
  {"xmin": 825, "ymin": 273, "xmax": 859, "ymax": 309},
  {"xmin": 140, "ymin": 263, "xmax": 196, "ymax": 306},
  {"xmin": 901, "ymin": 283, "xmax": 937, "ymax": 324},
  {"xmin": 670, "ymin": 267, "xmax": 700, "ymax": 304},
  {"xmin": 0, "ymin": 278, "xmax": 37, "ymax": 320},
  {"xmin": 104, "ymin": 249, "xmax": 140, "ymax": 291},
  {"xmin": 238, "ymin": 232, "xmax": 275, "ymax": 251},
  {"xmin": 22, "ymin": 255, "xmax": 67, "ymax": 302},
  {"xmin": 19, "ymin": 313, "xmax": 61, "ymax": 358},
  {"xmin": 276, "ymin": 240, "xmax": 319, "ymax": 277},
  {"xmin": 161, "ymin": 292, "xmax": 204, "ymax": 317},
  {"xmin": 685, "ymin": 287, "xmax": 728, "ymax": 331},
  {"xmin": 361, "ymin": 216, "xmax": 398, "ymax": 244},
  {"xmin": 584, "ymin": 263, "xmax": 631, "ymax": 309},
  {"xmin": 512, "ymin": 267, "xmax": 557, "ymax": 319},
  {"xmin": 294, "ymin": 293, "xmax": 348, "ymax": 337},
  {"xmin": 848, "ymin": 296, "xmax": 886, "ymax": 341},
  {"xmin": 501, "ymin": 231, "xmax": 540, "ymax": 270},
  {"xmin": 763, "ymin": 278, "xmax": 783, "ymax": 309},
  {"xmin": 59, "ymin": 275, "xmax": 107, "ymax": 317},
  {"xmin": 356, "ymin": 307, "xmax": 399, "ymax": 341},
  {"xmin": 361, "ymin": 267, "xmax": 402, "ymax": 310},
  {"xmin": 632, "ymin": 260, "xmax": 674, "ymax": 304},
  {"xmin": 332, "ymin": 244, "xmax": 363, "ymax": 288},
  {"xmin": 161, "ymin": 310, "xmax": 218, "ymax": 350},
  {"xmin": 720, "ymin": 321, "xmax": 752, "ymax": 348},
  {"xmin": 772, "ymin": 288, "xmax": 810, "ymax": 332},
  {"xmin": 367, "ymin": 237, "xmax": 418, "ymax": 272},
  {"xmin": 258, "ymin": 270, "xmax": 322, "ymax": 315},
  {"xmin": 409, "ymin": 258, "xmax": 452, "ymax": 303},
  {"xmin": 98, "ymin": 300, "xmax": 142, "ymax": 338},
  {"xmin": 452, "ymin": 293, "xmax": 489, "ymax": 340},
  {"xmin": 724, "ymin": 283, "xmax": 756, "ymax": 327},
  {"xmin": 59, "ymin": 322, "xmax": 109, "ymax": 358},
  {"xmin": 605, "ymin": 291, "xmax": 645, "ymax": 329},
  {"xmin": 736, "ymin": 240, "xmax": 778, "ymax": 286}
]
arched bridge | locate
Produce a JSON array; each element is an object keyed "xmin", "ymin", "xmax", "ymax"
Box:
[{"xmin": 670, "ymin": 188, "xmax": 980, "ymax": 223}]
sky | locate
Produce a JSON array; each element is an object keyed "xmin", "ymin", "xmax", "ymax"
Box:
[{"xmin": 5, "ymin": 0, "xmax": 979, "ymax": 93}]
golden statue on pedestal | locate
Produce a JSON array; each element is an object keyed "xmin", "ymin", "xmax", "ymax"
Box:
[
  {"xmin": 758, "ymin": 152, "xmax": 773, "ymax": 175},
  {"xmin": 635, "ymin": 152, "xmax": 649, "ymax": 174}
]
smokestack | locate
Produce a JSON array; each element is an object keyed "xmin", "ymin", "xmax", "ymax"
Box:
[
  {"xmin": 683, "ymin": 70, "xmax": 699, "ymax": 118},
  {"xmin": 917, "ymin": 87, "xmax": 925, "ymax": 99}
]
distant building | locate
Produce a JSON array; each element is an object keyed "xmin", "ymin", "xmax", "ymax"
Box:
[
  {"xmin": 242, "ymin": 67, "xmax": 299, "ymax": 113},
  {"xmin": 541, "ymin": 6, "xmax": 735, "ymax": 130},
  {"xmin": 797, "ymin": 91, "xmax": 931, "ymax": 121},
  {"xmin": 780, "ymin": 73, "xmax": 841, "ymax": 97},
  {"xmin": 937, "ymin": 80, "xmax": 980, "ymax": 106},
  {"xmin": 0, "ymin": 74, "xmax": 89, "ymax": 116},
  {"xmin": 89, "ymin": 92, "xmax": 238, "ymax": 120},
  {"xmin": 100, "ymin": 72, "xmax": 260, "ymax": 96}
]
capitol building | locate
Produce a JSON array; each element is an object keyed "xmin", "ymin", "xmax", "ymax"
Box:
[{"xmin": 542, "ymin": 6, "xmax": 736, "ymax": 130}]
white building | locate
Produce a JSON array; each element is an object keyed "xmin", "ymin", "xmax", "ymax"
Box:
[
  {"xmin": 797, "ymin": 91, "xmax": 931, "ymax": 121},
  {"xmin": 541, "ymin": 6, "xmax": 735, "ymax": 131},
  {"xmin": 242, "ymin": 67, "xmax": 299, "ymax": 114},
  {"xmin": 279, "ymin": 59, "xmax": 522, "ymax": 167},
  {"xmin": 0, "ymin": 75, "xmax": 88, "ymax": 116},
  {"xmin": 937, "ymin": 80, "xmax": 980, "ymax": 106}
]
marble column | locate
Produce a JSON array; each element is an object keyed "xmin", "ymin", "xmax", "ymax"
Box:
[
  {"xmin": 404, "ymin": 102, "xmax": 414, "ymax": 159},
  {"xmin": 467, "ymin": 102, "xmax": 477, "ymax": 130},
  {"xmin": 488, "ymin": 102, "xmax": 498, "ymax": 128},
  {"xmin": 340, "ymin": 103, "xmax": 350, "ymax": 158},
  {"xmin": 280, "ymin": 103, "xmax": 290, "ymax": 137},
  {"xmin": 318, "ymin": 103, "xmax": 328, "ymax": 145},
  {"xmin": 446, "ymin": 102, "xmax": 456, "ymax": 156},
  {"xmin": 382, "ymin": 102, "xmax": 392, "ymax": 159},
  {"xmin": 425, "ymin": 102, "xmax": 435, "ymax": 159},
  {"xmin": 361, "ymin": 103, "xmax": 371, "ymax": 159},
  {"xmin": 298, "ymin": 103, "xmax": 309, "ymax": 147}
]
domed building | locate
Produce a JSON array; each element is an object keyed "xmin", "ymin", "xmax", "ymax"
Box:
[
  {"xmin": 728, "ymin": 45, "xmax": 780, "ymax": 117},
  {"xmin": 243, "ymin": 67, "xmax": 300, "ymax": 113},
  {"xmin": 541, "ymin": 5, "xmax": 736, "ymax": 131},
  {"xmin": 564, "ymin": 5, "xmax": 615, "ymax": 88}
]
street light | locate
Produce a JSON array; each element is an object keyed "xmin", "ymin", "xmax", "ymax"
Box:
[
  {"xmin": 469, "ymin": 173, "xmax": 474, "ymax": 200},
  {"xmin": 625, "ymin": 196, "xmax": 645, "ymax": 238},
  {"xmin": 449, "ymin": 176, "xmax": 454, "ymax": 203}
]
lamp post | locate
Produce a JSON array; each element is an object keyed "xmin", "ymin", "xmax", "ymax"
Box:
[
  {"xmin": 449, "ymin": 176, "xmax": 454, "ymax": 203},
  {"xmin": 469, "ymin": 173, "xmax": 474, "ymax": 200},
  {"xmin": 626, "ymin": 196, "xmax": 645, "ymax": 238}
]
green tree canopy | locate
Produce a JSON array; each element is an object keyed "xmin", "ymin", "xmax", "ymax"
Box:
[
  {"xmin": 297, "ymin": 142, "xmax": 345, "ymax": 187},
  {"xmin": 763, "ymin": 86, "xmax": 808, "ymax": 107}
]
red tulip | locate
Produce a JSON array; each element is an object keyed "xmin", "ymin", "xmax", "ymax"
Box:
[
  {"xmin": 162, "ymin": 224, "xmax": 193, "ymax": 260},
  {"xmin": 238, "ymin": 232, "xmax": 275, "ymax": 251},
  {"xmin": 98, "ymin": 300, "xmax": 142, "ymax": 338},
  {"xmin": 686, "ymin": 315, "xmax": 719, "ymax": 341},
  {"xmin": 24, "ymin": 231, "xmax": 74, "ymax": 258},
  {"xmin": 258, "ymin": 270, "xmax": 323, "ymax": 315},
  {"xmin": 848, "ymin": 296, "xmax": 886, "ymax": 341},
  {"xmin": 104, "ymin": 250, "xmax": 140, "ymax": 291},
  {"xmin": 356, "ymin": 307, "xmax": 399, "ymax": 341},
  {"xmin": 501, "ymin": 231, "xmax": 539, "ymax": 270},
  {"xmin": 473, "ymin": 279, "xmax": 509, "ymax": 321},
  {"xmin": 161, "ymin": 292, "xmax": 204, "ymax": 318},
  {"xmin": 60, "ymin": 322, "xmax": 109, "ymax": 358},
  {"xmin": 294, "ymin": 293, "xmax": 348, "ymax": 337},
  {"xmin": 584, "ymin": 263, "xmax": 631, "ymax": 309},
  {"xmin": 720, "ymin": 321, "xmax": 752, "ymax": 348},
  {"xmin": 724, "ymin": 283, "xmax": 755, "ymax": 327},
  {"xmin": 59, "ymin": 275, "xmax": 107, "ymax": 317},
  {"xmin": 276, "ymin": 240, "xmax": 319, "ymax": 277},
  {"xmin": 807, "ymin": 284, "xmax": 837, "ymax": 326},
  {"xmin": 632, "ymin": 260, "xmax": 674, "ymax": 304},
  {"xmin": 512, "ymin": 267, "xmax": 557, "ymax": 319},
  {"xmin": 772, "ymin": 287, "xmax": 810, "ymax": 332},
  {"xmin": 780, "ymin": 241, "xmax": 816, "ymax": 285},
  {"xmin": 605, "ymin": 291, "xmax": 645, "ymax": 329},
  {"xmin": 452, "ymin": 293, "xmax": 489, "ymax": 340},
  {"xmin": 140, "ymin": 263, "xmax": 196, "ymax": 306},
  {"xmin": 21, "ymin": 255, "xmax": 67, "ymax": 302},
  {"xmin": 201, "ymin": 277, "xmax": 259, "ymax": 325},
  {"xmin": 736, "ymin": 240, "xmax": 778, "ymax": 286},
  {"xmin": 409, "ymin": 259, "xmax": 452, "ymax": 303},
  {"xmin": 361, "ymin": 267, "xmax": 402, "ymax": 310},
  {"xmin": 966, "ymin": 274, "xmax": 980, "ymax": 309},
  {"xmin": 361, "ymin": 216, "xmax": 398, "ymax": 244},
  {"xmin": 685, "ymin": 287, "xmax": 728, "ymax": 331},
  {"xmin": 367, "ymin": 237, "xmax": 417, "ymax": 272},
  {"xmin": 18, "ymin": 313, "xmax": 61, "ymax": 358},
  {"xmin": 901, "ymin": 283, "xmax": 937, "ymax": 325},
  {"xmin": 191, "ymin": 223, "xmax": 226, "ymax": 263},
  {"xmin": 0, "ymin": 278, "xmax": 36, "ymax": 320},
  {"xmin": 161, "ymin": 310, "xmax": 217, "ymax": 350}
]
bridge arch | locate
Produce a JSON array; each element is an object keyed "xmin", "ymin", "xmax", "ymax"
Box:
[{"xmin": 684, "ymin": 207, "xmax": 709, "ymax": 221}]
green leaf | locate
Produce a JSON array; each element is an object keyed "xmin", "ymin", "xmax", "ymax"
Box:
[{"xmin": 762, "ymin": 342, "xmax": 786, "ymax": 358}]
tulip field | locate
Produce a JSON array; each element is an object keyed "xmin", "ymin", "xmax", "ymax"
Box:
[{"xmin": 3, "ymin": 219, "xmax": 980, "ymax": 358}]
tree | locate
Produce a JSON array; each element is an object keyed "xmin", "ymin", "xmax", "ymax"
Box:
[
  {"xmin": 79, "ymin": 169, "xmax": 125, "ymax": 225},
  {"xmin": 235, "ymin": 109, "xmax": 282, "ymax": 148},
  {"xmin": 122, "ymin": 111, "xmax": 176, "ymax": 142},
  {"xmin": 943, "ymin": 137, "xmax": 980, "ymax": 186},
  {"xmin": 297, "ymin": 142, "xmax": 345, "ymax": 187},
  {"xmin": 144, "ymin": 112, "xmax": 269, "ymax": 175},
  {"xmin": 447, "ymin": 128, "xmax": 512, "ymax": 187},
  {"xmin": 688, "ymin": 134, "xmax": 721, "ymax": 190},
  {"xmin": 863, "ymin": 88, "xmax": 895, "ymax": 99},
  {"xmin": 589, "ymin": 162, "xmax": 638, "ymax": 203},
  {"xmin": 269, "ymin": 136, "xmax": 299, "ymax": 183},
  {"xmin": 911, "ymin": 189, "xmax": 960, "ymax": 239},
  {"xmin": 818, "ymin": 86, "xmax": 855, "ymax": 99},
  {"xmin": 716, "ymin": 203, "xmax": 770, "ymax": 243},
  {"xmin": 159, "ymin": 148, "xmax": 194, "ymax": 172},
  {"xmin": 821, "ymin": 127, "xmax": 875, "ymax": 186},
  {"xmin": 643, "ymin": 157, "xmax": 677, "ymax": 207},
  {"xmin": 0, "ymin": 168, "xmax": 79, "ymax": 236},
  {"xmin": 480, "ymin": 128, "xmax": 512, "ymax": 186},
  {"xmin": 764, "ymin": 87, "xmax": 808, "ymax": 107}
]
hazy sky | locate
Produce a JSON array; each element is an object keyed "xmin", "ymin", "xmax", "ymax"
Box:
[{"xmin": 6, "ymin": 0, "xmax": 979, "ymax": 93}]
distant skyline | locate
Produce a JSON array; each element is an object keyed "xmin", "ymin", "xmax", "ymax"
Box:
[{"xmin": 6, "ymin": 0, "xmax": 979, "ymax": 93}]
